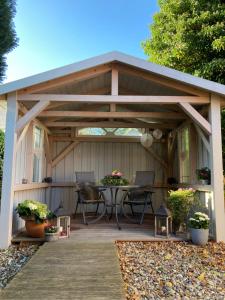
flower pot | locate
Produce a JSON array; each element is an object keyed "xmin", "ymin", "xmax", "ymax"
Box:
[
  {"xmin": 25, "ymin": 219, "xmax": 48, "ymax": 238},
  {"xmin": 45, "ymin": 232, "xmax": 59, "ymax": 242},
  {"xmin": 191, "ymin": 228, "xmax": 209, "ymax": 246}
]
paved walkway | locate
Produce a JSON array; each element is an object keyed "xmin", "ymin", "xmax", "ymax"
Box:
[{"xmin": 0, "ymin": 239, "xmax": 125, "ymax": 300}]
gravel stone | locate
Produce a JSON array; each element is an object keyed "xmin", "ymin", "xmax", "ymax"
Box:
[
  {"xmin": 0, "ymin": 244, "xmax": 38, "ymax": 289},
  {"xmin": 116, "ymin": 241, "xmax": 225, "ymax": 300}
]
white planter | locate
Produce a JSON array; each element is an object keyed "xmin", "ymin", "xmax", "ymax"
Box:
[
  {"xmin": 191, "ymin": 228, "xmax": 209, "ymax": 246},
  {"xmin": 45, "ymin": 232, "xmax": 59, "ymax": 242}
]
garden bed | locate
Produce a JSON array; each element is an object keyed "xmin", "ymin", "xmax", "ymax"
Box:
[
  {"xmin": 0, "ymin": 244, "xmax": 38, "ymax": 289},
  {"xmin": 116, "ymin": 241, "xmax": 225, "ymax": 300}
]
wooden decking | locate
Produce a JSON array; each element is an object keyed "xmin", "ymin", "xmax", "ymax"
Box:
[
  {"xmin": 2, "ymin": 215, "xmax": 184, "ymax": 300},
  {"xmin": 1, "ymin": 239, "xmax": 125, "ymax": 300}
]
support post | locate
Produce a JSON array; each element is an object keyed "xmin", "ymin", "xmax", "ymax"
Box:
[
  {"xmin": 209, "ymin": 94, "xmax": 225, "ymax": 242},
  {"xmin": 0, "ymin": 93, "xmax": 18, "ymax": 248}
]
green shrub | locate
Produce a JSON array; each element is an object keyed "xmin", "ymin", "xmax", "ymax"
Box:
[{"xmin": 167, "ymin": 188, "xmax": 196, "ymax": 231}]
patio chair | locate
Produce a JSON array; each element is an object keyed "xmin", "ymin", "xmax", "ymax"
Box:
[
  {"xmin": 74, "ymin": 172, "xmax": 106, "ymax": 224},
  {"xmin": 121, "ymin": 171, "xmax": 155, "ymax": 224}
]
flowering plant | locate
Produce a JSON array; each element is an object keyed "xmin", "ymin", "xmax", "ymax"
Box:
[
  {"xmin": 44, "ymin": 225, "xmax": 59, "ymax": 234},
  {"xmin": 101, "ymin": 170, "xmax": 129, "ymax": 186},
  {"xmin": 16, "ymin": 200, "xmax": 55, "ymax": 223},
  {"xmin": 167, "ymin": 188, "xmax": 196, "ymax": 231},
  {"xmin": 189, "ymin": 212, "xmax": 210, "ymax": 229},
  {"xmin": 196, "ymin": 167, "xmax": 210, "ymax": 181}
]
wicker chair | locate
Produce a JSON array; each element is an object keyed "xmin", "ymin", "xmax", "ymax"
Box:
[
  {"xmin": 74, "ymin": 172, "xmax": 106, "ymax": 224},
  {"xmin": 122, "ymin": 171, "xmax": 155, "ymax": 224}
]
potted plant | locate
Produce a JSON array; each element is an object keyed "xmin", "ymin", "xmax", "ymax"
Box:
[
  {"xmin": 189, "ymin": 212, "xmax": 210, "ymax": 246},
  {"xmin": 196, "ymin": 167, "xmax": 211, "ymax": 185},
  {"xmin": 167, "ymin": 188, "xmax": 195, "ymax": 234},
  {"xmin": 16, "ymin": 200, "xmax": 55, "ymax": 238},
  {"xmin": 101, "ymin": 170, "xmax": 129, "ymax": 186},
  {"xmin": 45, "ymin": 225, "xmax": 59, "ymax": 242}
]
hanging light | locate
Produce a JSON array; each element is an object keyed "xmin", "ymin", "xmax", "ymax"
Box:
[
  {"xmin": 140, "ymin": 133, "xmax": 154, "ymax": 148},
  {"xmin": 153, "ymin": 129, "xmax": 163, "ymax": 140}
]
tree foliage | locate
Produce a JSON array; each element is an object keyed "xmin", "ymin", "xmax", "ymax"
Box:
[
  {"xmin": 142, "ymin": 0, "xmax": 225, "ymax": 169},
  {"xmin": 0, "ymin": 0, "xmax": 18, "ymax": 82}
]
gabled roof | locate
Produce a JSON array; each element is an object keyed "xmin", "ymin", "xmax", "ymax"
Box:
[{"xmin": 0, "ymin": 51, "xmax": 225, "ymax": 97}]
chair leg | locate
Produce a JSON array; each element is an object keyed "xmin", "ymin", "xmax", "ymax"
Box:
[
  {"xmin": 150, "ymin": 200, "xmax": 154, "ymax": 214},
  {"xmin": 130, "ymin": 204, "xmax": 135, "ymax": 216},
  {"xmin": 95, "ymin": 203, "xmax": 99, "ymax": 216},
  {"xmin": 81, "ymin": 203, "xmax": 88, "ymax": 225},
  {"xmin": 74, "ymin": 200, "xmax": 79, "ymax": 218}
]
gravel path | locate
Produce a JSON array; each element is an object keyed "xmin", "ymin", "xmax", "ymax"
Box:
[
  {"xmin": 116, "ymin": 241, "xmax": 225, "ymax": 300},
  {"xmin": 0, "ymin": 244, "xmax": 38, "ymax": 289}
]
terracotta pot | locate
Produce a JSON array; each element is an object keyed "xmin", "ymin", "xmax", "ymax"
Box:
[{"xmin": 25, "ymin": 219, "xmax": 48, "ymax": 238}]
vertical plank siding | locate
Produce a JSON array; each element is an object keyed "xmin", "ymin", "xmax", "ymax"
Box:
[
  {"xmin": 12, "ymin": 124, "xmax": 47, "ymax": 233},
  {"xmin": 51, "ymin": 141, "xmax": 167, "ymax": 213}
]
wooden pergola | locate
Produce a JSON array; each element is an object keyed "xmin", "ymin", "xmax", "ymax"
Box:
[{"xmin": 0, "ymin": 51, "xmax": 224, "ymax": 248}]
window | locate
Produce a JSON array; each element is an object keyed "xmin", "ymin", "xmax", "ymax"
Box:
[
  {"xmin": 77, "ymin": 127, "xmax": 141, "ymax": 137},
  {"xmin": 32, "ymin": 126, "xmax": 43, "ymax": 182},
  {"xmin": 178, "ymin": 127, "xmax": 190, "ymax": 183}
]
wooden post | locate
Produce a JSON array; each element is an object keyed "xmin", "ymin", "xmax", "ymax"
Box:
[
  {"xmin": 209, "ymin": 94, "xmax": 225, "ymax": 242},
  {"xmin": 0, "ymin": 93, "xmax": 18, "ymax": 248}
]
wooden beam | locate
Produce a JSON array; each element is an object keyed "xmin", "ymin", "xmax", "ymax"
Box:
[
  {"xmin": 194, "ymin": 124, "xmax": 210, "ymax": 152},
  {"xmin": 52, "ymin": 141, "xmax": 79, "ymax": 167},
  {"xmin": 209, "ymin": 94, "xmax": 225, "ymax": 242},
  {"xmin": 19, "ymin": 103, "xmax": 51, "ymax": 134},
  {"xmin": 110, "ymin": 103, "xmax": 116, "ymax": 112},
  {"xmin": 0, "ymin": 93, "xmax": 18, "ymax": 248},
  {"xmin": 46, "ymin": 121, "xmax": 176, "ymax": 129},
  {"xmin": 143, "ymin": 145, "xmax": 168, "ymax": 169},
  {"xmin": 117, "ymin": 65, "xmax": 209, "ymax": 97},
  {"xmin": 111, "ymin": 69, "xmax": 118, "ymax": 96},
  {"xmin": 39, "ymin": 110, "xmax": 184, "ymax": 119},
  {"xmin": 16, "ymin": 100, "xmax": 50, "ymax": 133},
  {"xmin": 18, "ymin": 65, "xmax": 112, "ymax": 94},
  {"xmin": 44, "ymin": 131, "xmax": 52, "ymax": 163},
  {"xmin": 18, "ymin": 94, "xmax": 210, "ymax": 104},
  {"xmin": 179, "ymin": 102, "xmax": 211, "ymax": 135},
  {"xmin": 16, "ymin": 122, "xmax": 30, "ymax": 150},
  {"xmin": 51, "ymin": 136, "xmax": 165, "ymax": 143}
]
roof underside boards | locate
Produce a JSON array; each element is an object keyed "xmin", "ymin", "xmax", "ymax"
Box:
[{"xmin": 0, "ymin": 51, "xmax": 225, "ymax": 97}]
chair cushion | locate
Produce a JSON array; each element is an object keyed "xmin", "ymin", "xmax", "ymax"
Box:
[{"xmin": 78, "ymin": 182, "xmax": 99, "ymax": 201}]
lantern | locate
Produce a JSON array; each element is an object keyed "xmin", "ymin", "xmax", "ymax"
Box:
[
  {"xmin": 140, "ymin": 133, "xmax": 153, "ymax": 148},
  {"xmin": 152, "ymin": 129, "xmax": 163, "ymax": 140},
  {"xmin": 154, "ymin": 204, "xmax": 172, "ymax": 238},
  {"xmin": 54, "ymin": 201, "xmax": 71, "ymax": 239}
]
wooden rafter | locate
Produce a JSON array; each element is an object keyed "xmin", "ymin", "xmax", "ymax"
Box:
[
  {"xmin": 18, "ymin": 65, "xmax": 112, "ymax": 94},
  {"xmin": 51, "ymin": 136, "xmax": 165, "ymax": 143},
  {"xmin": 117, "ymin": 64, "xmax": 209, "ymax": 97},
  {"xmin": 179, "ymin": 102, "xmax": 211, "ymax": 135},
  {"xmin": 52, "ymin": 141, "xmax": 79, "ymax": 167},
  {"xmin": 45, "ymin": 121, "xmax": 176, "ymax": 128},
  {"xmin": 16, "ymin": 101, "xmax": 50, "ymax": 133},
  {"xmin": 18, "ymin": 94, "xmax": 209, "ymax": 104}
]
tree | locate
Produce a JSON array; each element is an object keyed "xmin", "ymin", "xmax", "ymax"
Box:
[
  {"xmin": 142, "ymin": 0, "xmax": 225, "ymax": 168},
  {"xmin": 0, "ymin": 0, "xmax": 18, "ymax": 82}
]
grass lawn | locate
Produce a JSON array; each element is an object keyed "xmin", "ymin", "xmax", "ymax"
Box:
[{"xmin": 116, "ymin": 241, "xmax": 225, "ymax": 300}]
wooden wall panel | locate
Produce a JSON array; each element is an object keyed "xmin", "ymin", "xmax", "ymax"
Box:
[
  {"xmin": 12, "ymin": 188, "xmax": 46, "ymax": 233},
  {"xmin": 50, "ymin": 141, "xmax": 167, "ymax": 213}
]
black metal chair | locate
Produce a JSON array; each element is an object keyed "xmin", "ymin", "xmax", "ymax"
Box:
[
  {"xmin": 74, "ymin": 172, "xmax": 106, "ymax": 224},
  {"xmin": 121, "ymin": 171, "xmax": 155, "ymax": 224}
]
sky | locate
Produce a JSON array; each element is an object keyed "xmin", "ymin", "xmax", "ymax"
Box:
[{"xmin": 5, "ymin": 0, "xmax": 159, "ymax": 83}]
